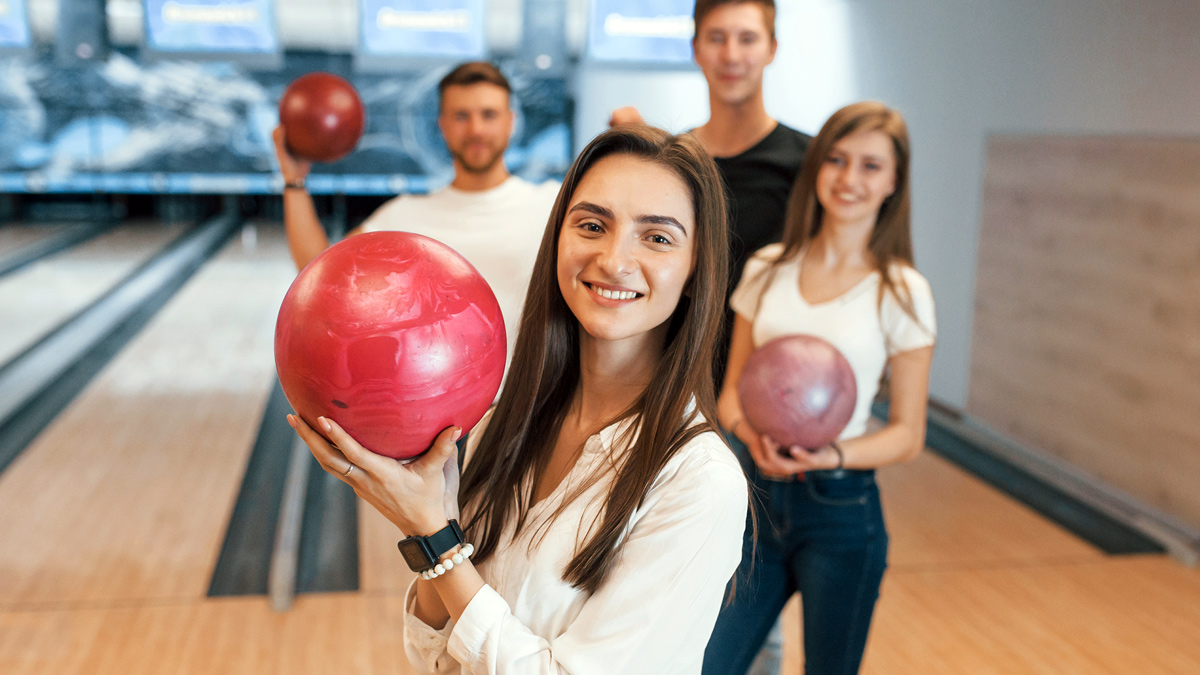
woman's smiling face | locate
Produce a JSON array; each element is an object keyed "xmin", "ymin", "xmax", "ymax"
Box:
[
  {"xmin": 816, "ymin": 129, "xmax": 898, "ymax": 228},
  {"xmin": 556, "ymin": 153, "xmax": 697, "ymax": 347}
]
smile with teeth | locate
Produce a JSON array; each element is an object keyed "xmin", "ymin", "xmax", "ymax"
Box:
[{"xmin": 586, "ymin": 283, "xmax": 643, "ymax": 301}]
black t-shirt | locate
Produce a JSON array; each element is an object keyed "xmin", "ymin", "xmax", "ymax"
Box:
[
  {"xmin": 711, "ymin": 122, "xmax": 812, "ymax": 387},
  {"xmin": 713, "ymin": 122, "xmax": 813, "ymax": 289}
]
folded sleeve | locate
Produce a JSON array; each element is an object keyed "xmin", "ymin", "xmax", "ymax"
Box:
[
  {"xmin": 404, "ymin": 579, "xmax": 462, "ymax": 674},
  {"xmin": 729, "ymin": 243, "xmax": 785, "ymax": 320},
  {"xmin": 882, "ymin": 265, "xmax": 937, "ymax": 356},
  {"xmin": 445, "ymin": 440, "xmax": 749, "ymax": 675}
]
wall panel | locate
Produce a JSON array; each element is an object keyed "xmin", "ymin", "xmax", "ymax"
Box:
[{"xmin": 968, "ymin": 134, "xmax": 1200, "ymax": 529}]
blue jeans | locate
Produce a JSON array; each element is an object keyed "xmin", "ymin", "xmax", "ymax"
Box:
[{"xmin": 703, "ymin": 435, "xmax": 889, "ymax": 675}]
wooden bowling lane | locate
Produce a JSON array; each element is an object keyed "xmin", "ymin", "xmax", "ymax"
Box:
[
  {"xmin": 881, "ymin": 448, "xmax": 1103, "ymax": 569},
  {"xmin": 0, "ymin": 594, "xmax": 416, "ymax": 675},
  {"xmin": 863, "ymin": 554, "xmax": 1200, "ymax": 674},
  {"xmin": 0, "ymin": 222, "xmax": 295, "ymax": 608},
  {"xmin": 0, "ymin": 220, "xmax": 185, "ymax": 365},
  {"xmin": 777, "ymin": 450, "xmax": 1200, "ymax": 673}
]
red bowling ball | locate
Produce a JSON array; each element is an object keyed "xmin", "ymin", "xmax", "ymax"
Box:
[
  {"xmin": 738, "ymin": 335, "xmax": 857, "ymax": 451},
  {"xmin": 274, "ymin": 232, "xmax": 506, "ymax": 460},
  {"xmin": 278, "ymin": 72, "xmax": 365, "ymax": 163}
]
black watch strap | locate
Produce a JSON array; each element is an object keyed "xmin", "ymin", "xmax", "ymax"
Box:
[
  {"xmin": 397, "ymin": 520, "xmax": 465, "ymax": 572},
  {"xmin": 426, "ymin": 519, "xmax": 465, "ymax": 559}
]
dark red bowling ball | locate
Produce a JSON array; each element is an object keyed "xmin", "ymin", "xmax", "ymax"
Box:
[
  {"xmin": 278, "ymin": 72, "xmax": 365, "ymax": 163},
  {"xmin": 738, "ymin": 335, "xmax": 857, "ymax": 451},
  {"xmin": 274, "ymin": 232, "xmax": 507, "ymax": 460}
]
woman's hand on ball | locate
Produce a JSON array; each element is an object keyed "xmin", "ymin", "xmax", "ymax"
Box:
[
  {"xmin": 782, "ymin": 444, "xmax": 842, "ymax": 473},
  {"xmin": 749, "ymin": 432, "xmax": 808, "ymax": 478},
  {"xmin": 288, "ymin": 414, "xmax": 461, "ymax": 536}
]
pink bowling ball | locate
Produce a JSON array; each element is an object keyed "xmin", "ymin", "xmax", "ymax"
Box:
[{"xmin": 738, "ymin": 334, "xmax": 857, "ymax": 451}]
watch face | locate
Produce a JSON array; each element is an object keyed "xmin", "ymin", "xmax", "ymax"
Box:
[{"xmin": 398, "ymin": 539, "xmax": 432, "ymax": 570}]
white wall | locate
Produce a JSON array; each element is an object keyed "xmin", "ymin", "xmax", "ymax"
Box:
[
  {"xmin": 574, "ymin": 0, "xmax": 1200, "ymax": 407},
  {"xmin": 845, "ymin": 0, "xmax": 1200, "ymax": 406}
]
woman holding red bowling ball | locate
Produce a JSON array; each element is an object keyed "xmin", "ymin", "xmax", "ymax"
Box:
[
  {"xmin": 288, "ymin": 125, "xmax": 748, "ymax": 674},
  {"xmin": 702, "ymin": 102, "xmax": 937, "ymax": 675}
]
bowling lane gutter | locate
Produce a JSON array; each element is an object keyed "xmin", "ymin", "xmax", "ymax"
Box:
[
  {"xmin": 0, "ymin": 212, "xmax": 243, "ymax": 476},
  {"xmin": 0, "ymin": 219, "xmax": 116, "ymax": 279},
  {"xmin": 207, "ymin": 380, "xmax": 360, "ymax": 601},
  {"xmin": 212, "ymin": 209, "xmax": 360, "ymax": 605},
  {"xmin": 872, "ymin": 401, "xmax": 1166, "ymax": 557}
]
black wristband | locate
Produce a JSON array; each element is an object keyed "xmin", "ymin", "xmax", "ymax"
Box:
[
  {"xmin": 396, "ymin": 520, "xmax": 465, "ymax": 573},
  {"xmin": 284, "ymin": 179, "xmax": 306, "ymax": 191},
  {"xmin": 425, "ymin": 519, "xmax": 465, "ymax": 558},
  {"xmin": 831, "ymin": 441, "xmax": 845, "ymax": 470}
]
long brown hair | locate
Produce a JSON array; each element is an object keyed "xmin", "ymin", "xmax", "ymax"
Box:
[
  {"xmin": 458, "ymin": 125, "xmax": 730, "ymax": 594},
  {"xmin": 770, "ymin": 101, "xmax": 921, "ymax": 321}
]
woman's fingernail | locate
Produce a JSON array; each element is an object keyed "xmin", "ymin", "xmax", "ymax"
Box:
[
  {"xmin": 319, "ymin": 417, "xmax": 332, "ymax": 433},
  {"xmin": 286, "ymin": 414, "xmax": 296, "ymax": 428},
  {"xmin": 452, "ymin": 427, "xmax": 463, "ymax": 442}
]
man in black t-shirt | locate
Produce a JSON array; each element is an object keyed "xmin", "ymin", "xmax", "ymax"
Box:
[
  {"xmin": 689, "ymin": 0, "xmax": 812, "ymax": 388},
  {"xmin": 711, "ymin": 125, "xmax": 811, "ymax": 306},
  {"xmin": 612, "ymin": 0, "xmax": 811, "ymax": 389}
]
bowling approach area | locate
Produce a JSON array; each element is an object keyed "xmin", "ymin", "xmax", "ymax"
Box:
[{"xmin": 0, "ymin": 213, "xmax": 1196, "ymax": 674}]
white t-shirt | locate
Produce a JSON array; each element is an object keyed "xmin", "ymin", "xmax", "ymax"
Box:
[
  {"xmin": 730, "ymin": 243, "xmax": 937, "ymax": 441},
  {"xmin": 360, "ymin": 176, "xmax": 560, "ymax": 380},
  {"xmin": 403, "ymin": 411, "xmax": 749, "ymax": 675}
]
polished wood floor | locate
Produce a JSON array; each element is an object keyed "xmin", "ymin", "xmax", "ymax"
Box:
[{"xmin": 1, "ymin": 222, "xmax": 1198, "ymax": 674}]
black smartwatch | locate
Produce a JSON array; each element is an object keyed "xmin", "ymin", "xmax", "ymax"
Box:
[{"xmin": 397, "ymin": 520, "xmax": 465, "ymax": 573}]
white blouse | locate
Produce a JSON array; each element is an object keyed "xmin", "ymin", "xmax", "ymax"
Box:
[
  {"xmin": 403, "ymin": 412, "xmax": 749, "ymax": 675},
  {"xmin": 730, "ymin": 243, "xmax": 937, "ymax": 441}
]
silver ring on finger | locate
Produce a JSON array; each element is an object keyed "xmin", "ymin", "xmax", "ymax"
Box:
[{"xmin": 342, "ymin": 463, "xmax": 355, "ymax": 477}]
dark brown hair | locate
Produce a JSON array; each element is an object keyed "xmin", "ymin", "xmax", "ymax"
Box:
[
  {"xmin": 769, "ymin": 101, "xmax": 921, "ymax": 322},
  {"xmin": 458, "ymin": 125, "xmax": 730, "ymax": 594},
  {"xmin": 693, "ymin": 0, "xmax": 776, "ymax": 40},
  {"xmin": 437, "ymin": 61, "xmax": 512, "ymax": 100}
]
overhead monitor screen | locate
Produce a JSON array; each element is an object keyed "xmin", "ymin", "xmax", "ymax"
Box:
[
  {"xmin": 360, "ymin": 0, "xmax": 485, "ymax": 59},
  {"xmin": 145, "ymin": 0, "xmax": 279, "ymax": 53},
  {"xmin": 587, "ymin": 0, "xmax": 694, "ymax": 65},
  {"xmin": 0, "ymin": 0, "xmax": 31, "ymax": 50}
]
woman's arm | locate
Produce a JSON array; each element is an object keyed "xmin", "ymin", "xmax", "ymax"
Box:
[
  {"xmin": 410, "ymin": 444, "xmax": 482, "ymax": 630},
  {"xmin": 274, "ymin": 126, "xmax": 369, "ymax": 270},
  {"xmin": 780, "ymin": 345, "xmax": 934, "ymax": 472},
  {"xmin": 833, "ymin": 345, "xmax": 933, "ymax": 468}
]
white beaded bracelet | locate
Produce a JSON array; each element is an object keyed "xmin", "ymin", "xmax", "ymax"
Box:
[{"xmin": 420, "ymin": 543, "xmax": 475, "ymax": 580}]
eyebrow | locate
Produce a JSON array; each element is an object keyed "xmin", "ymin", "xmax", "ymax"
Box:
[
  {"xmin": 568, "ymin": 201, "xmax": 689, "ymax": 236},
  {"xmin": 829, "ymin": 149, "xmax": 891, "ymax": 163}
]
